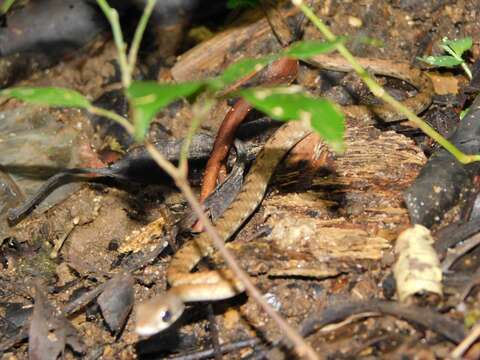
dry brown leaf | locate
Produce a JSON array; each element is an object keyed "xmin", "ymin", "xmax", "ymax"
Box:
[{"xmin": 427, "ymin": 72, "xmax": 459, "ymax": 95}]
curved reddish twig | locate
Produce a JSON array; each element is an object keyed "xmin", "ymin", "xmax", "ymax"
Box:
[
  {"xmin": 199, "ymin": 98, "xmax": 252, "ymax": 202},
  {"xmin": 199, "ymin": 58, "xmax": 299, "ymax": 203},
  {"xmin": 193, "ymin": 58, "xmax": 298, "ymax": 231}
]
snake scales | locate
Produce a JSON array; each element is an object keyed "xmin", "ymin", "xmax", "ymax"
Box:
[{"xmin": 135, "ymin": 54, "xmax": 433, "ymax": 335}]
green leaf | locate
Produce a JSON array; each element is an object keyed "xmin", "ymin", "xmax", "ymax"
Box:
[
  {"xmin": 212, "ymin": 39, "xmax": 344, "ymax": 91},
  {"xmin": 215, "ymin": 55, "xmax": 278, "ymax": 89},
  {"xmin": 283, "ymin": 38, "xmax": 345, "ymax": 59},
  {"xmin": 128, "ymin": 80, "xmax": 203, "ymax": 140},
  {"xmin": 0, "ymin": 87, "xmax": 90, "ymax": 108},
  {"xmin": 417, "ymin": 55, "xmax": 464, "ymax": 67},
  {"xmin": 240, "ymin": 87, "xmax": 345, "ymax": 152},
  {"xmin": 460, "ymin": 107, "xmax": 470, "ymax": 120},
  {"xmin": 1, "ymin": 0, "xmax": 16, "ymax": 15},
  {"xmin": 441, "ymin": 37, "xmax": 472, "ymax": 57}
]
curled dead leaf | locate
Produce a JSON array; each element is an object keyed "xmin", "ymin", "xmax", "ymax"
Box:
[{"xmin": 393, "ymin": 225, "xmax": 442, "ymax": 303}]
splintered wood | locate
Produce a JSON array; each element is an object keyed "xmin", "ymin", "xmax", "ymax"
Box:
[{"xmin": 215, "ymin": 122, "xmax": 425, "ymax": 278}]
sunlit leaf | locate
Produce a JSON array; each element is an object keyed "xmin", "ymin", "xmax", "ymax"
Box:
[
  {"xmin": 417, "ymin": 55, "xmax": 463, "ymax": 67},
  {"xmin": 210, "ymin": 39, "xmax": 344, "ymax": 92},
  {"xmin": 215, "ymin": 55, "xmax": 278, "ymax": 89},
  {"xmin": 283, "ymin": 38, "xmax": 345, "ymax": 59},
  {"xmin": 1, "ymin": 0, "xmax": 16, "ymax": 15},
  {"xmin": 441, "ymin": 36, "xmax": 472, "ymax": 57},
  {"xmin": 460, "ymin": 107, "xmax": 469, "ymax": 120},
  {"xmin": 240, "ymin": 87, "xmax": 344, "ymax": 152},
  {"xmin": 0, "ymin": 87, "xmax": 91, "ymax": 108},
  {"xmin": 128, "ymin": 81, "xmax": 203, "ymax": 140}
]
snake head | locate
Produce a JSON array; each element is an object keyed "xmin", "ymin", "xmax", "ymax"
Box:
[{"xmin": 135, "ymin": 292, "xmax": 185, "ymax": 336}]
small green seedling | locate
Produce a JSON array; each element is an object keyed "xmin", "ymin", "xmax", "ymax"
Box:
[{"xmin": 418, "ymin": 36, "xmax": 473, "ymax": 80}]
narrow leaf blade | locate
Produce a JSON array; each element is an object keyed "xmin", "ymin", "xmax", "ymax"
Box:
[
  {"xmin": 0, "ymin": 87, "xmax": 90, "ymax": 108},
  {"xmin": 128, "ymin": 81, "xmax": 203, "ymax": 140},
  {"xmin": 441, "ymin": 37, "xmax": 472, "ymax": 57},
  {"xmin": 283, "ymin": 38, "xmax": 344, "ymax": 59},
  {"xmin": 417, "ymin": 55, "xmax": 463, "ymax": 67},
  {"xmin": 240, "ymin": 87, "xmax": 344, "ymax": 152}
]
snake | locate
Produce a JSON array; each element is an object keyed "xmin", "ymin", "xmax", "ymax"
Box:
[{"xmin": 135, "ymin": 54, "xmax": 434, "ymax": 336}]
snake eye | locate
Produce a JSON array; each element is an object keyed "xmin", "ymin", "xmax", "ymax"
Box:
[{"xmin": 161, "ymin": 310, "xmax": 172, "ymax": 323}]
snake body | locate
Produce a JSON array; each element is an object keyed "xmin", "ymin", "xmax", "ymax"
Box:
[{"xmin": 135, "ymin": 54, "xmax": 433, "ymax": 335}]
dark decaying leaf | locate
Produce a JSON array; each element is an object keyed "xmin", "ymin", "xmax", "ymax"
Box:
[
  {"xmin": 29, "ymin": 284, "xmax": 85, "ymax": 360},
  {"xmin": 0, "ymin": 302, "xmax": 33, "ymax": 338},
  {"xmin": 97, "ymin": 274, "xmax": 135, "ymax": 333},
  {"xmin": 404, "ymin": 94, "xmax": 480, "ymax": 227}
]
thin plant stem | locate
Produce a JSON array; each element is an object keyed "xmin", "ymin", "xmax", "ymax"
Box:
[
  {"xmin": 293, "ymin": 0, "xmax": 480, "ymax": 164},
  {"xmin": 451, "ymin": 321, "xmax": 480, "ymax": 358},
  {"xmin": 89, "ymin": 105, "xmax": 134, "ymax": 134},
  {"xmin": 178, "ymin": 98, "xmax": 215, "ymax": 177},
  {"xmin": 145, "ymin": 142, "xmax": 180, "ymax": 178},
  {"xmin": 460, "ymin": 62, "xmax": 473, "ymax": 80},
  {"xmin": 442, "ymin": 45, "xmax": 473, "ymax": 80},
  {"xmin": 96, "ymin": 0, "xmax": 131, "ymax": 87},
  {"xmin": 128, "ymin": 0, "xmax": 157, "ymax": 72}
]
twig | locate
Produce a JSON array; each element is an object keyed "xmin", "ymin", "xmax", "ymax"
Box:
[
  {"xmin": 451, "ymin": 322, "xmax": 480, "ymax": 358},
  {"xmin": 298, "ymin": 299, "xmax": 465, "ymax": 344},
  {"xmin": 292, "ymin": 0, "xmax": 480, "ymax": 164},
  {"xmin": 459, "ymin": 266, "xmax": 480, "ymax": 301},
  {"xmin": 441, "ymin": 232, "xmax": 480, "ymax": 271},
  {"xmin": 261, "ymin": 299, "xmax": 465, "ymax": 359},
  {"xmin": 206, "ymin": 304, "xmax": 222, "ymax": 360},
  {"xmin": 167, "ymin": 339, "xmax": 260, "ymax": 360},
  {"xmin": 434, "ymin": 217, "xmax": 480, "ymax": 256},
  {"xmin": 199, "ymin": 98, "xmax": 252, "ymax": 203},
  {"xmin": 199, "ymin": 57, "xmax": 298, "ymax": 203}
]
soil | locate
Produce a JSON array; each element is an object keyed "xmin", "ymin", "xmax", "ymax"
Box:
[{"xmin": 1, "ymin": 0, "xmax": 479, "ymax": 359}]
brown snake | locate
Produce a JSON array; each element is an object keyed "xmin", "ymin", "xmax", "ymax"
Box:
[{"xmin": 135, "ymin": 54, "xmax": 433, "ymax": 335}]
